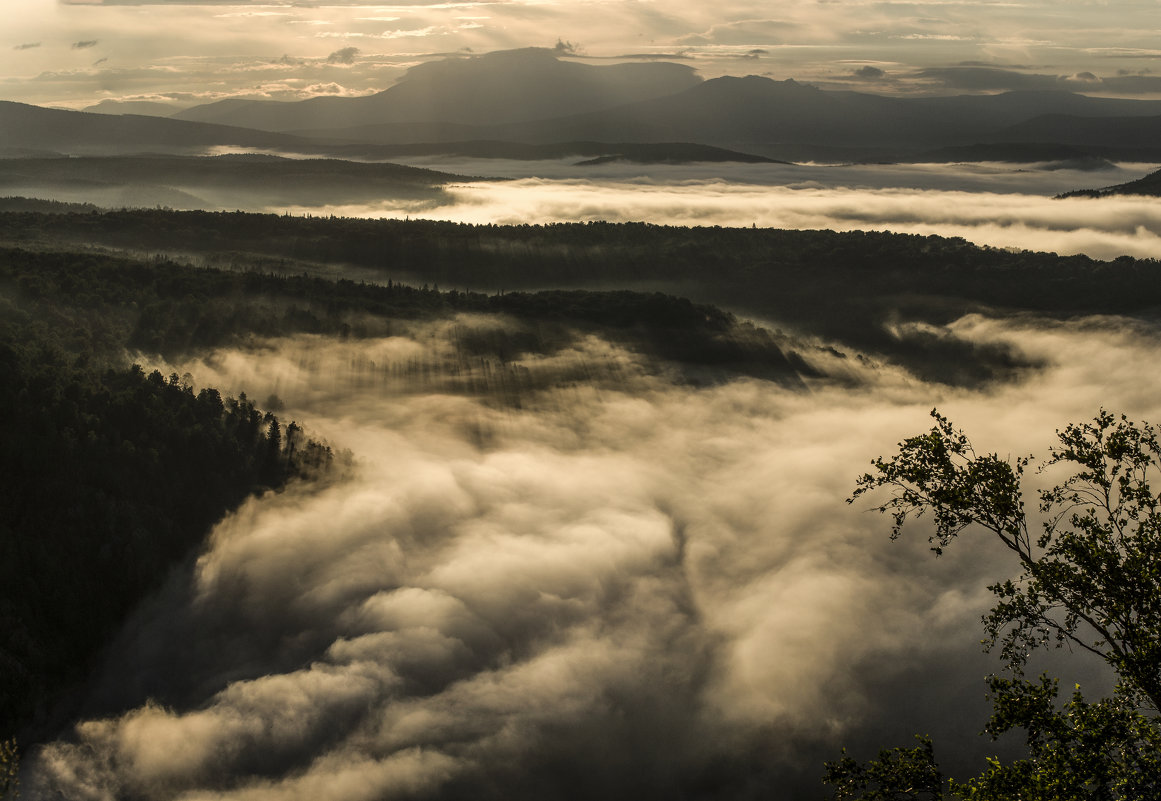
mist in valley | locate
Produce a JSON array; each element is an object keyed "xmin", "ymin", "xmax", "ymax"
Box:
[
  {"xmin": 256, "ymin": 158, "xmax": 1161, "ymax": 261},
  {"xmin": 22, "ymin": 311, "xmax": 1159, "ymax": 800}
]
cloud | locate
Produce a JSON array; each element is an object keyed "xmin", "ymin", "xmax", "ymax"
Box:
[
  {"xmin": 915, "ymin": 66, "xmax": 1069, "ymax": 92},
  {"xmin": 327, "ymin": 46, "xmax": 360, "ymax": 65},
  {"xmin": 853, "ymin": 65, "xmax": 885, "ymax": 80},
  {"xmin": 14, "ymin": 42, "xmax": 41, "ymax": 51},
  {"xmin": 913, "ymin": 66, "xmax": 1161, "ymax": 96},
  {"xmin": 72, "ymin": 40, "xmax": 100, "ymax": 50},
  {"xmin": 612, "ymin": 52, "xmax": 694, "ymax": 61},
  {"xmin": 677, "ymin": 19, "xmax": 798, "ymax": 46},
  {"xmin": 259, "ymin": 160, "xmax": 1161, "ymax": 262},
  {"xmin": 1099, "ymin": 74, "xmax": 1161, "ymax": 95},
  {"xmin": 23, "ymin": 306, "xmax": 1161, "ymax": 799}
]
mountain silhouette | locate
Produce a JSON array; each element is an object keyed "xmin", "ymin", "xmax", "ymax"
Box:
[
  {"xmin": 0, "ymin": 101, "xmax": 306, "ymax": 155},
  {"xmin": 174, "ymin": 48, "xmax": 702, "ymax": 132}
]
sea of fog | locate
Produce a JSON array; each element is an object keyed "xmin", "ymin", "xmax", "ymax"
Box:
[
  {"xmin": 12, "ymin": 156, "xmax": 1161, "ymax": 261},
  {"xmin": 274, "ymin": 159, "xmax": 1161, "ymax": 262},
  {"xmin": 24, "ymin": 312, "xmax": 1161, "ymax": 800}
]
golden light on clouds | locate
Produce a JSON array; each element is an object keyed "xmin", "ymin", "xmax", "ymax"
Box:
[{"xmin": 0, "ymin": 0, "xmax": 1146, "ymax": 106}]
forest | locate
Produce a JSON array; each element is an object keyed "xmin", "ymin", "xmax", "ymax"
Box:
[
  {"xmin": 5, "ymin": 207, "xmax": 1161, "ymax": 799},
  {"xmin": 4, "ymin": 207, "xmax": 1160, "ymax": 383}
]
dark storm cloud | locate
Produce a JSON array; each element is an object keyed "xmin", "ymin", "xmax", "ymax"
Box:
[
  {"xmin": 853, "ymin": 65, "xmax": 885, "ymax": 80},
  {"xmin": 72, "ymin": 40, "xmax": 99, "ymax": 49}
]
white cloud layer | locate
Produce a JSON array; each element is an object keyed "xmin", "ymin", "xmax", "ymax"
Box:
[{"xmin": 265, "ymin": 161, "xmax": 1161, "ymax": 262}]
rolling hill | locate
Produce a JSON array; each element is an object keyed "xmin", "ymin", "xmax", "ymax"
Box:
[{"xmin": 0, "ymin": 101, "xmax": 307, "ymax": 156}]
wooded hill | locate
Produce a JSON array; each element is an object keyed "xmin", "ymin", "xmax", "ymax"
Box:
[{"xmin": 6, "ymin": 208, "xmax": 1160, "ymax": 384}]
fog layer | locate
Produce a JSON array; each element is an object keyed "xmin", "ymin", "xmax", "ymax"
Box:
[
  {"xmin": 24, "ymin": 312, "xmax": 1161, "ymax": 800},
  {"xmin": 277, "ymin": 161, "xmax": 1161, "ymax": 261}
]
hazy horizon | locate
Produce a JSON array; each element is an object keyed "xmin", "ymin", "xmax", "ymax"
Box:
[{"xmin": 6, "ymin": 0, "xmax": 1161, "ymax": 109}]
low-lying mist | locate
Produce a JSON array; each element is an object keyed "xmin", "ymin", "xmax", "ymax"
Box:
[
  {"xmin": 7, "ymin": 157, "xmax": 1161, "ymax": 261},
  {"xmin": 275, "ymin": 160, "xmax": 1161, "ymax": 261},
  {"xmin": 23, "ymin": 311, "xmax": 1161, "ymax": 800}
]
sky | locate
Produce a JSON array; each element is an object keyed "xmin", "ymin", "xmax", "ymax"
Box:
[{"xmin": 4, "ymin": 0, "xmax": 1161, "ymax": 109}]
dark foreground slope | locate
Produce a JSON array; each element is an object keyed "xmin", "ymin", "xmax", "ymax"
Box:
[{"xmin": 0, "ymin": 251, "xmax": 339, "ymax": 744}]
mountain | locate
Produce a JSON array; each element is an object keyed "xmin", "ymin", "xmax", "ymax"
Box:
[
  {"xmin": 912, "ymin": 142, "xmax": 1116, "ymax": 170},
  {"xmin": 170, "ymin": 49, "xmax": 1161, "ymax": 159},
  {"xmin": 266, "ymin": 139, "xmax": 781, "ymax": 164},
  {"xmin": 474, "ymin": 76, "xmax": 916, "ymax": 151},
  {"xmin": 1059, "ymin": 166, "xmax": 1161, "ymax": 198},
  {"xmin": 174, "ymin": 48, "xmax": 702, "ymax": 133},
  {"xmin": 83, "ymin": 99, "xmax": 186, "ymax": 117},
  {"xmin": 987, "ymin": 113, "xmax": 1161, "ymax": 160},
  {"xmin": 0, "ymin": 153, "xmax": 467, "ymax": 209},
  {"xmin": 0, "ymin": 101, "xmax": 308, "ymax": 156},
  {"xmin": 906, "ymin": 90, "xmax": 1161, "ymax": 130},
  {"xmin": 472, "ymin": 80, "xmax": 1161, "ymax": 155}
]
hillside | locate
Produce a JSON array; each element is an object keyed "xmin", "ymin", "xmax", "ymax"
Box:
[
  {"xmin": 988, "ymin": 113, "xmax": 1161, "ymax": 160},
  {"xmin": 0, "ymin": 154, "xmax": 467, "ymax": 210},
  {"xmin": 1059, "ymin": 166, "xmax": 1161, "ymax": 198},
  {"xmin": 0, "ymin": 101, "xmax": 308, "ymax": 156},
  {"xmin": 8, "ymin": 209, "xmax": 1161, "ymax": 386}
]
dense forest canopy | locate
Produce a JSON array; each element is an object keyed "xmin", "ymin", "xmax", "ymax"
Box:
[{"xmin": 3, "ymin": 208, "xmax": 1159, "ymax": 384}]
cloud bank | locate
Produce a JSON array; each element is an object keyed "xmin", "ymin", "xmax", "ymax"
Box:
[
  {"xmin": 262, "ymin": 161, "xmax": 1161, "ymax": 262},
  {"xmin": 22, "ymin": 311, "xmax": 1161, "ymax": 800}
]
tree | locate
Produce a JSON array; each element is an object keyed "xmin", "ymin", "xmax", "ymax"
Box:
[
  {"xmin": 826, "ymin": 409, "xmax": 1161, "ymax": 800},
  {"xmin": 0, "ymin": 738, "xmax": 16, "ymax": 800}
]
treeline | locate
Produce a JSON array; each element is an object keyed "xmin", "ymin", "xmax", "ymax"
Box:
[
  {"xmin": 4, "ymin": 208, "xmax": 1156, "ymax": 382},
  {"xmin": 3, "ymin": 209, "xmax": 1158, "ymax": 316},
  {"xmin": 0, "ymin": 253, "xmax": 337, "ymax": 745},
  {"xmin": 1, "ymin": 247, "xmax": 814, "ymax": 384}
]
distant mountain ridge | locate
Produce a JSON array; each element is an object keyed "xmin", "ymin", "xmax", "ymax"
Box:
[
  {"xmin": 10, "ymin": 49, "xmax": 1161, "ymax": 163},
  {"xmin": 0, "ymin": 101, "xmax": 307, "ymax": 156},
  {"xmin": 164, "ymin": 49, "xmax": 1161, "ymax": 160},
  {"xmin": 174, "ymin": 48, "xmax": 702, "ymax": 132}
]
